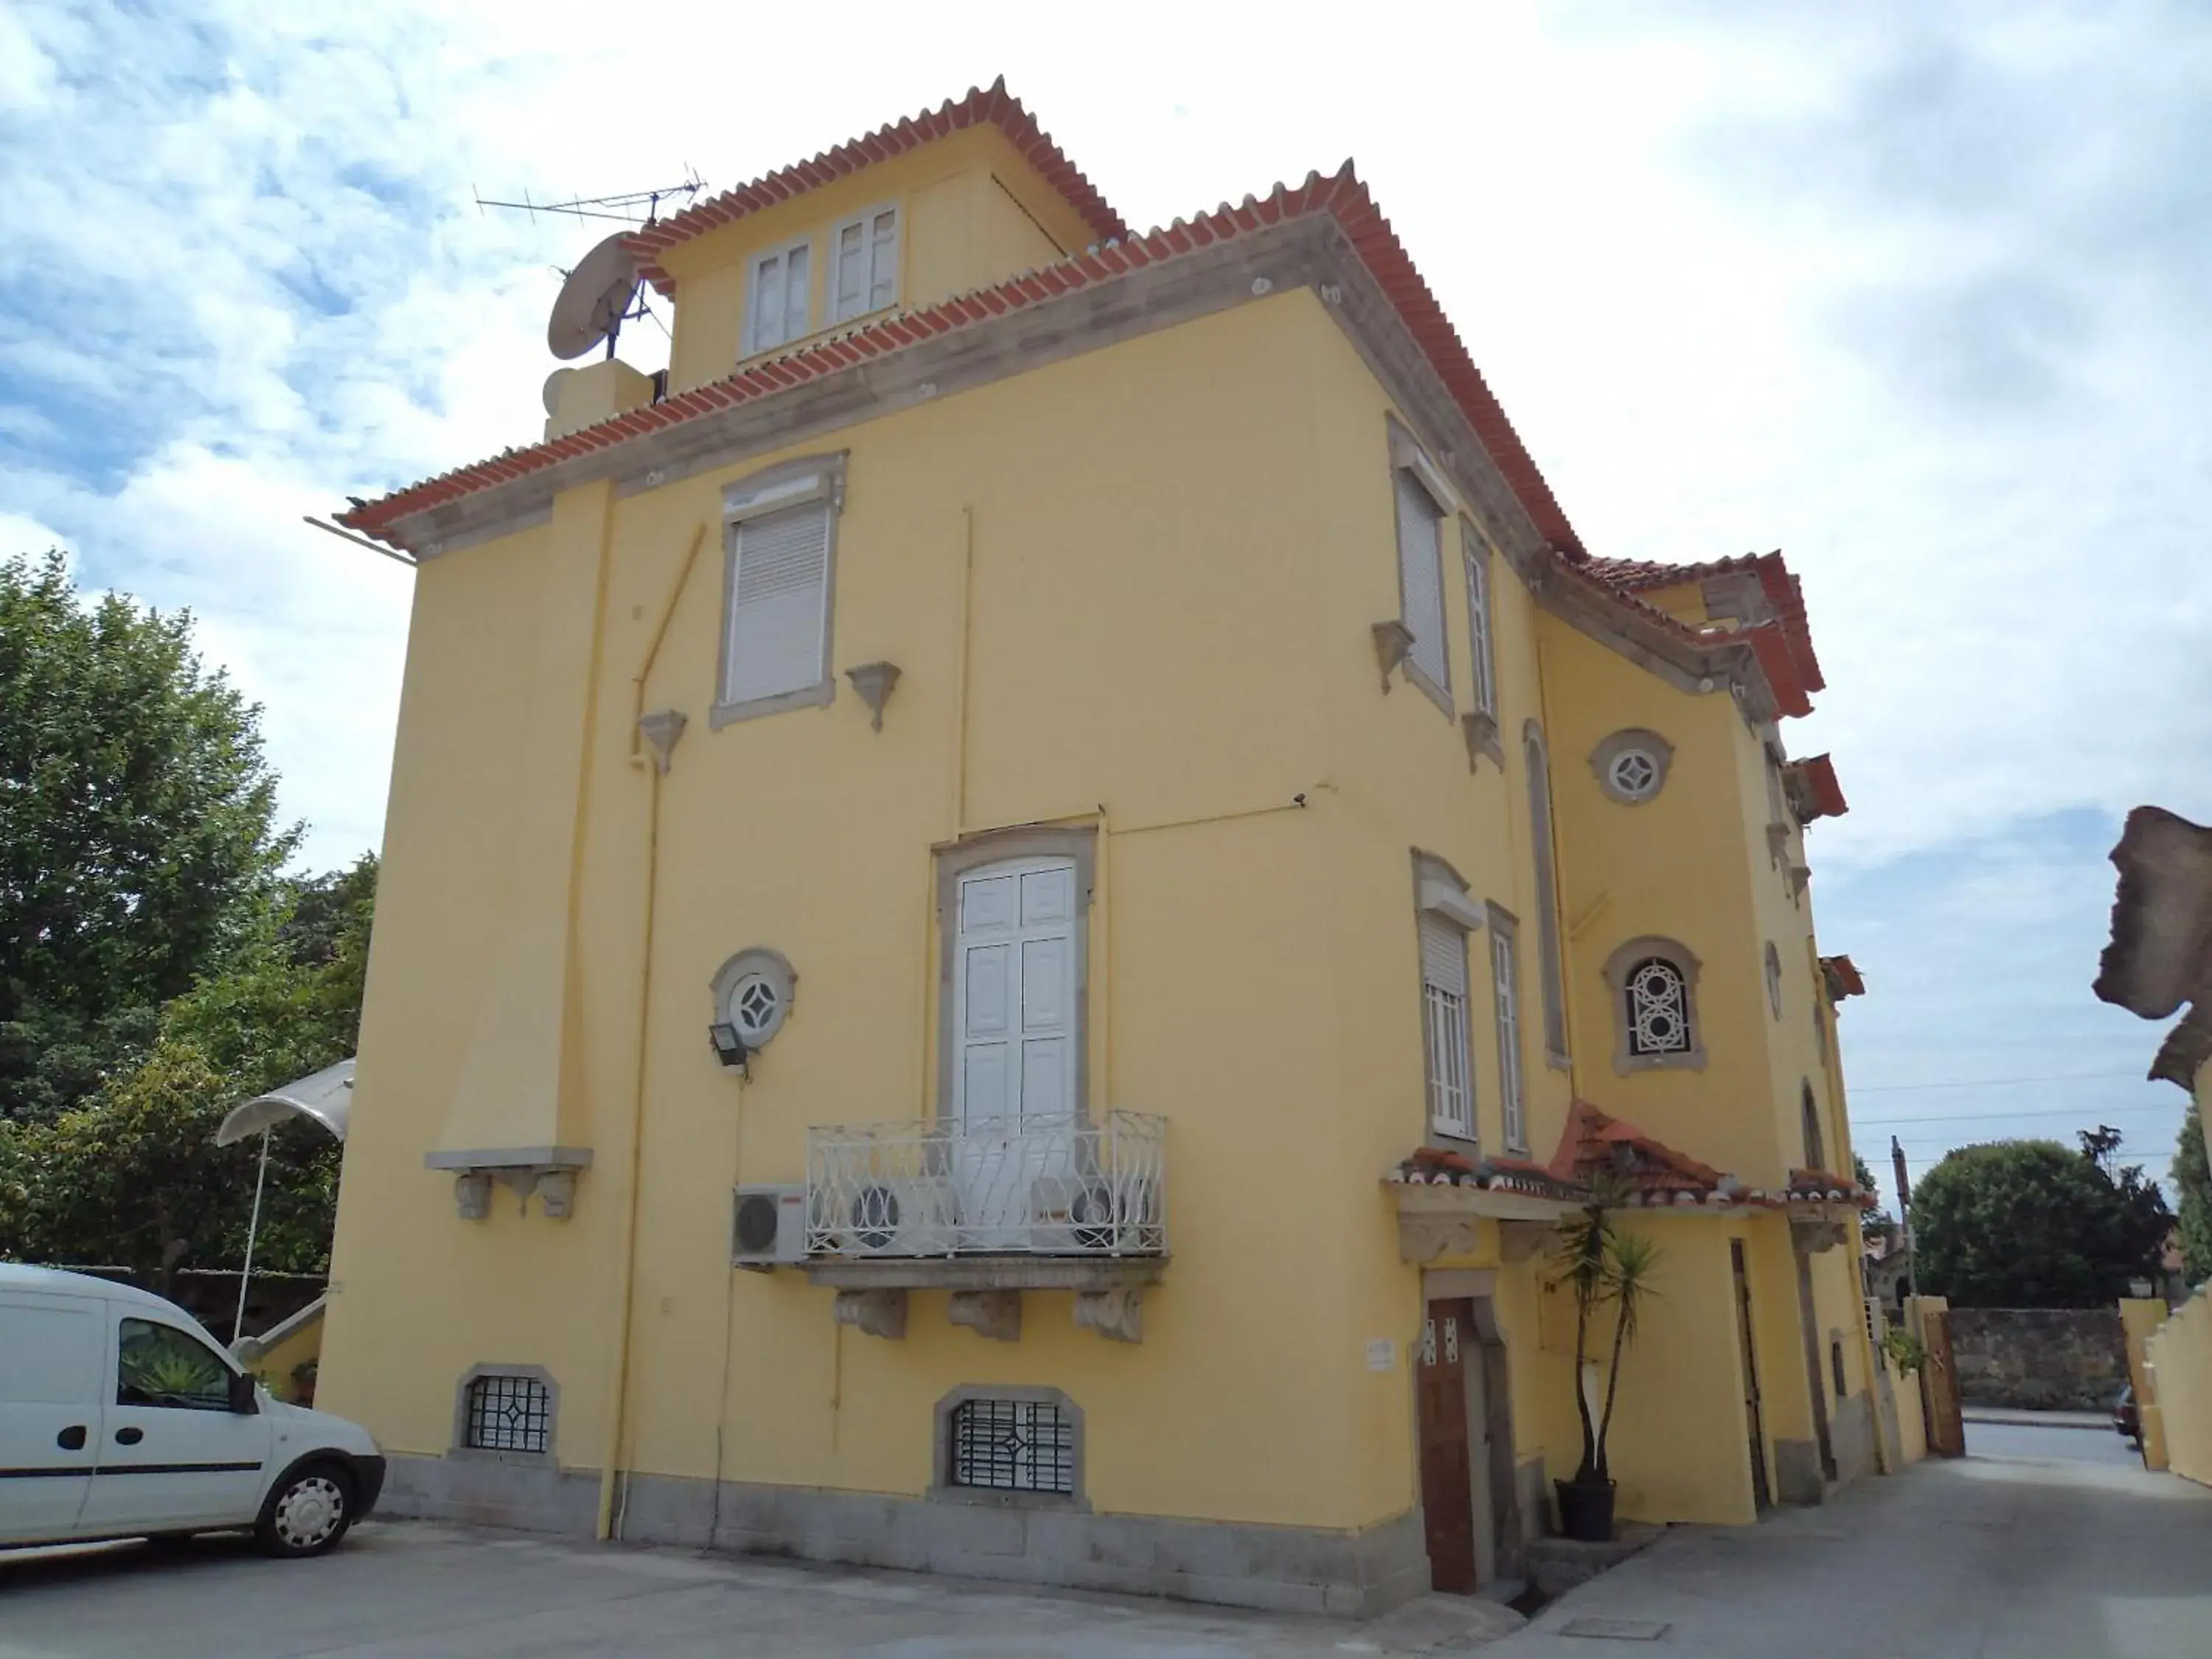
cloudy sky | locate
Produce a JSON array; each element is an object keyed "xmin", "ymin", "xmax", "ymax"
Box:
[{"xmin": 4, "ymin": 1, "xmax": 2206, "ymax": 1194}]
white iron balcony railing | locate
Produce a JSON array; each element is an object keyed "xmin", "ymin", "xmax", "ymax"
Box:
[{"xmin": 805, "ymin": 1111, "xmax": 1166, "ymax": 1259}]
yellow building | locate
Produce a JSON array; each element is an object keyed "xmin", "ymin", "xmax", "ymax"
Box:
[{"xmin": 321, "ymin": 79, "xmax": 1885, "ymax": 1613}]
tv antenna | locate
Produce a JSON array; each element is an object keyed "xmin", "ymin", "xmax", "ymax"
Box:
[
  {"xmin": 475, "ymin": 174, "xmax": 708, "ymax": 361},
  {"xmin": 473, "ymin": 175, "xmax": 706, "ymax": 228}
]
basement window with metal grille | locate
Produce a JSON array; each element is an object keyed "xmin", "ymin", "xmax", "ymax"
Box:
[
  {"xmin": 947, "ymin": 1397, "xmax": 1076, "ymax": 1496},
  {"xmin": 464, "ymin": 1372, "xmax": 552, "ymax": 1455}
]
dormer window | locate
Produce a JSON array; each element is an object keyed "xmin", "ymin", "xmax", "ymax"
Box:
[
  {"xmin": 747, "ymin": 239, "xmax": 813, "ymax": 356},
  {"xmin": 831, "ymin": 206, "xmax": 900, "ymax": 323}
]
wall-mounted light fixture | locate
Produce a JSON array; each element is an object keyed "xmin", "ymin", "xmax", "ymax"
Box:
[{"xmin": 709, "ymin": 1021, "xmax": 751, "ymax": 1075}]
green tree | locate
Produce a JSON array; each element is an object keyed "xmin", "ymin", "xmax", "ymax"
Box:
[
  {"xmin": 2171, "ymin": 1102, "xmax": 2211, "ymax": 1286},
  {"xmin": 1916, "ymin": 1136, "xmax": 2171, "ymax": 1308},
  {"xmin": 1855, "ymin": 1152, "xmax": 1899, "ymax": 1242},
  {"xmin": 0, "ymin": 857, "xmax": 373, "ymax": 1286},
  {"xmin": 0, "ymin": 551, "xmax": 294, "ymax": 1121}
]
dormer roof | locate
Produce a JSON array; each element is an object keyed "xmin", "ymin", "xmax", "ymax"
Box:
[
  {"xmin": 622, "ymin": 77, "xmax": 1129, "ymax": 297},
  {"xmin": 1582, "ymin": 549, "xmax": 1824, "ymax": 717},
  {"xmin": 337, "ymin": 145, "xmax": 1585, "ymax": 559}
]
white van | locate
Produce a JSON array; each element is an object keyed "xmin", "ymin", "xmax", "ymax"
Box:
[{"xmin": 0, "ymin": 1264, "xmax": 383, "ymax": 1557}]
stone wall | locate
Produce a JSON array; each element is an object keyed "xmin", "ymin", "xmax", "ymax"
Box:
[{"xmin": 1950, "ymin": 1309, "xmax": 2129, "ymax": 1411}]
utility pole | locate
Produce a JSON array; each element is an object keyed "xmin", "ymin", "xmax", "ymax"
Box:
[{"xmin": 1892, "ymin": 1135, "xmax": 1919, "ymax": 1301}]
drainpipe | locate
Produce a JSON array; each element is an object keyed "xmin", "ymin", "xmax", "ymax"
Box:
[{"xmin": 597, "ymin": 707, "xmax": 686, "ymax": 1540}]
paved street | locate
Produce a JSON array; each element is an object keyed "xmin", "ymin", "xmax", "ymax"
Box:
[
  {"xmin": 0, "ymin": 1522, "xmax": 1520, "ymax": 1659},
  {"xmin": 1500, "ymin": 1415, "xmax": 2211, "ymax": 1658},
  {"xmin": 3, "ymin": 1418, "xmax": 2202, "ymax": 1658}
]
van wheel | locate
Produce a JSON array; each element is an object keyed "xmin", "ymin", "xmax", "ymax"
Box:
[{"xmin": 254, "ymin": 1461, "xmax": 355, "ymax": 1557}]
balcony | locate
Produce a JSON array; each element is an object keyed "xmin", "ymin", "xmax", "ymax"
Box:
[{"xmin": 802, "ymin": 1111, "xmax": 1166, "ymax": 1343}]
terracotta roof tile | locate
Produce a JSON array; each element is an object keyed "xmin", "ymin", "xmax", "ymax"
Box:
[
  {"xmin": 338, "ymin": 157, "xmax": 1585, "ymax": 560},
  {"xmin": 1582, "ymin": 549, "xmax": 1824, "ymax": 713},
  {"xmin": 1546, "ymin": 1100, "xmax": 1747, "ymax": 1206},
  {"xmin": 623, "ymin": 77, "xmax": 1129, "ymax": 296},
  {"xmin": 1785, "ymin": 754, "xmax": 1848, "ymax": 822},
  {"xmin": 1820, "ymin": 954, "xmax": 1866, "ymax": 1001}
]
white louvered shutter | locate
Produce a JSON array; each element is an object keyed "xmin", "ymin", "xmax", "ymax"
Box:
[
  {"xmin": 1463, "ymin": 522, "xmax": 1497, "ymax": 718},
  {"xmin": 781, "ymin": 243, "xmax": 810, "ymax": 344},
  {"xmin": 1396, "ymin": 470, "xmax": 1448, "ymax": 690},
  {"xmin": 1421, "ymin": 913, "xmax": 1474, "ymax": 1138},
  {"xmin": 723, "ymin": 501, "xmax": 830, "ymax": 704},
  {"xmin": 1492, "ymin": 928, "xmax": 1525, "ymax": 1150},
  {"xmin": 750, "ymin": 253, "xmax": 785, "ymax": 354}
]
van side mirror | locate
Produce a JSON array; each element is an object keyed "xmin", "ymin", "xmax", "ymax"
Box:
[{"xmin": 229, "ymin": 1369, "xmax": 260, "ymax": 1414}]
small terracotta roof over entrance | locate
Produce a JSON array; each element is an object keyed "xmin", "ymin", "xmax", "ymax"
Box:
[
  {"xmin": 338, "ymin": 144, "xmax": 1585, "ymax": 557},
  {"xmin": 1546, "ymin": 1099, "xmax": 1731, "ymax": 1200},
  {"xmin": 623, "ymin": 78, "xmax": 1130, "ymax": 297}
]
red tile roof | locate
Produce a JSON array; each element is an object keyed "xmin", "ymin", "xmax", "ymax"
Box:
[
  {"xmin": 338, "ymin": 114, "xmax": 1584, "ymax": 559},
  {"xmin": 1393, "ymin": 1147, "xmax": 1589, "ymax": 1204},
  {"xmin": 1582, "ymin": 550, "xmax": 1824, "ymax": 714},
  {"xmin": 623, "ymin": 77, "xmax": 1130, "ymax": 297},
  {"xmin": 1546, "ymin": 1099, "xmax": 1730, "ymax": 1198},
  {"xmin": 1820, "ymin": 954, "xmax": 1866, "ymax": 1001},
  {"xmin": 1787, "ymin": 754, "xmax": 1848, "ymax": 821},
  {"xmin": 1788, "ymin": 1168, "xmax": 1878, "ymax": 1210}
]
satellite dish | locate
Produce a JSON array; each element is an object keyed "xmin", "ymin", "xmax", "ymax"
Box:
[{"xmin": 547, "ymin": 232, "xmax": 639, "ymax": 361}]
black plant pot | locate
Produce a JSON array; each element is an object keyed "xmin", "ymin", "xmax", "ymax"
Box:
[{"xmin": 1555, "ymin": 1476, "xmax": 1617, "ymax": 1543}]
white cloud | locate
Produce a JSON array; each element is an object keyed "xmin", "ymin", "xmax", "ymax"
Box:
[{"xmin": 3, "ymin": 1, "xmax": 2206, "ymax": 1183}]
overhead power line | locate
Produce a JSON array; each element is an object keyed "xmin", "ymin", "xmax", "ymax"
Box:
[
  {"xmin": 1849, "ymin": 1070, "xmax": 2149, "ymax": 1094},
  {"xmin": 1851, "ymin": 1101, "xmax": 2183, "ymax": 1127}
]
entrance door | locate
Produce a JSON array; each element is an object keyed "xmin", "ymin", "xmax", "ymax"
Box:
[
  {"xmin": 1731, "ymin": 1241, "xmax": 1771, "ymax": 1511},
  {"xmin": 953, "ymin": 858, "xmax": 1079, "ymax": 1248},
  {"xmin": 1416, "ymin": 1298, "xmax": 1478, "ymax": 1594}
]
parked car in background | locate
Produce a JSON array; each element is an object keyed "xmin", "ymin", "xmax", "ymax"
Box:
[
  {"xmin": 2113, "ymin": 1383, "xmax": 2141, "ymax": 1447},
  {"xmin": 0, "ymin": 1265, "xmax": 383, "ymax": 1556}
]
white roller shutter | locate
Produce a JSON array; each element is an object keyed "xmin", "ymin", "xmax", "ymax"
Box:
[
  {"xmin": 1396, "ymin": 469, "xmax": 1448, "ymax": 692},
  {"xmin": 723, "ymin": 501, "xmax": 830, "ymax": 705}
]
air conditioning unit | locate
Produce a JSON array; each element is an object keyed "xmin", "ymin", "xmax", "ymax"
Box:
[
  {"xmin": 731, "ymin": 1184, "xmax": 807, "ymax": 1270},
  {"xmin": 832, "ymin": 1175, "xmax": 956, "ymax": 1256}
]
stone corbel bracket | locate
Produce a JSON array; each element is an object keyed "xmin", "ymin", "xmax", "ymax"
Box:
[
  {"xmin": 1371, "ymin": 620, "xmax": 1413, "ymax": 692},
  {"xmin": 1461, "ymin": 710, "xmax": 1503, "ymax": 773},
  {"xmin": 833, "ymin": 1287, "xmax": 908, "ymax": 1339},
  {"xmin": 844, "ymin": 661, "xmax": 902, "ymax": 731},
  {"xmin": 1074, "ymin": 1287, "xmax": 1143, "ymax": 1343},
  {"xmin": 425, "ymin": 1147, "xmax": 594, "ymax": 1220},
  {"xmin": 1788, "ymin": 1211, "xmax": 1850, "ymax": 1254},
  {"xmin": 948, "ymin": 1289, "xmax": 1021, "ymax": 1343}
]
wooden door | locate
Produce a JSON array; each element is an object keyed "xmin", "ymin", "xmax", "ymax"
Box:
[
  {"xmin": 1417, "ymin": 1298, "xmax": 1478, "ymax": 1594},
  {"xmin": 1731, "ymin": 1241, "xmax": 1771, "ymax": 1511},
  {"xmin": 1922, "ymin": 1309, "xmax": 1965, "ymax": 1458}
]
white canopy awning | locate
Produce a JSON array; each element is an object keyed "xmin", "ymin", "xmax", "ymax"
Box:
[{"xmin": 215, "ymin": 1058, "xmax": 355, "ymax": 1147}]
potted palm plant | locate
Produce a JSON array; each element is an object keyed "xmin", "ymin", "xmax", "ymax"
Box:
[{"xmin": 1551, "ymin": 1193, "xmax": 1663, "ymax": 1542}]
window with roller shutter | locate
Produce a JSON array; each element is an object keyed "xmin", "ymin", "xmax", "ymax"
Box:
[
  {"xmin": 714, "ymin": 457, "xmax": 844, "ymax": 726},
  {"xmin": 1394, "ymin": 467, "xmax": 1450, "ymax": 703},
  {"xmin": 1420, "ymin": 911, "xmax": 1476, "ymax": 1141}
]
